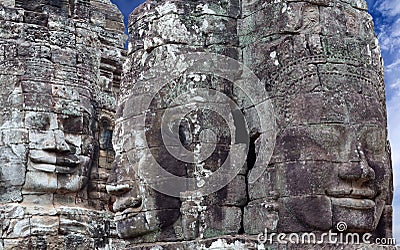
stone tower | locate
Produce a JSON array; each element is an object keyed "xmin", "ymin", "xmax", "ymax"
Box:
[
  {"xmin": 108, "ymin": 0, "xmax": 394, "ymax": 248},
  {"xmin": 0, "ymin": 0, "xmax": 125, "ymax": 248}
]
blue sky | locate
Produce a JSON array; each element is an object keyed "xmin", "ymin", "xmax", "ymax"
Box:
[
  {"xmin": 366, "ymin": 0, "xmax": 400, "ymax": 243},
  {"xmin": 111, "ymin": 0, "xmax": 399, "ymax": 243}
]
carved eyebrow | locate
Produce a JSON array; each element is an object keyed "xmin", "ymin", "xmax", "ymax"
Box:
[{"xmin": 26, "ymin": 113, "xmax": 51, "ymax": 130}]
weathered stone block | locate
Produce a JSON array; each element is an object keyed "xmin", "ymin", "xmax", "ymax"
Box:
[
  {"xmin": 203, "ymin": 206, "xmax": 242, "ymax": 238},
  {"xmin": 205, "ymin": 174, "xmax": 247, "ymax": 206},
  {"xmin": 243, "ymin": 200, "xmax": 279, "ymax": 234},
  {"xmin": 30, "ymin": 216, "xmax": 59, "ymax": 236},
  {"xmin": 0, "ymin": 186, "xmax": 22, "ymax": 203},
  {"xmin": 248, "ymin": 166, "xmax": 278, "ymax": 201},
  {"xmin": 278, "ymin": 195, "xmax": 332, "ymax": 232},
  {"xmin": 5, "ymin": 217, "xmax": 30, "ymax": 238},
  {"xmin": 0, "ymin": 163, "xmax": 25, "ymax": 186},
  {"xmin": 23, "ymin": 171, "xmax": 57, "ymax": 193}
]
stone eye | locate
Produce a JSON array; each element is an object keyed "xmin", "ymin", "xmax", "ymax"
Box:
[
  {"xmin": 27, "ymin": 113, "xmax": 51, "ymax": 131},
  {"xmin": 66, "ymin": 141, "xmax": 77, "ymax": 154},
  {"xmin": 359, "ymin": 126, "xmax": 385, "ymax": 155}
]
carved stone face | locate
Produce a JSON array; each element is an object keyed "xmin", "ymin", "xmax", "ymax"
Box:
[
  {"xmin": 0, "ymin": 80, "xmax": 96, "ymax": 198},
  {"xmin": 23, "ymin": 78, "xmax": 95, "ymax": 193},
  {"xmin": 247, "ymin": 87, "xmax": 391, "ymax": 234},
  {"xmin": 23, "ymin": 99, "xmax": 95, "ymax": 194},
  {"xmin": 106, "ymin": 118, "xmax": 182, "ymax": 240}
]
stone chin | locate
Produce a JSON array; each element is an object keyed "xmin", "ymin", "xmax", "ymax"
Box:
[
  {"xmin": 331, "ymin": 197, "xmax": 385, "ymax": 232},
  {"xmin": 281, "ymin": 194, "xmax": 384, "ymax": 233},
  {"xmin": 115, "ymin": 211, "xmax": 160, "ymax": 239},
  {"xmin": 23, "ymin": 155, "xmax": 91, "ymax": 194}
]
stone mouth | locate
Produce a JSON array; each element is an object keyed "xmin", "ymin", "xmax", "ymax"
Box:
[
  {"xmin": 30, "ymin": 150, "xmax": 80, "ymax": 165},
  {"xmin": 115, "ymin": 208, "xmax": 141, "ymax": 221},
  {"xmin": 326, "ymin": 188, "xmax": 375, "ymax": 199},
  {"xmin": 330, "ymin": 197, "xmax": 375, "ymax": 210},
  {"xmin": 113, "ymin": 196, "xmax": 142, "ymax": 213},
  {"xmin": 326, "ymin": 188, "xmax": 376, "ymax": 209},
  {"xmin": 29, "ymin": 150, "xmax": 80, "ymax": 173}
]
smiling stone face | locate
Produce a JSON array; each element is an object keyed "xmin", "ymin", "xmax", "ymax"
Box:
[
  {"xmin": 268, "ymin": 119, "xmax": 390, "ymax": 233},
  {"xmin": 22, "ymin": 89, "xmax": 95, "ymax": 195},
  {"xmin": 0, "ymin": 0, "xmax": 126, "ymax": 210},
  {"xmin": 0, "ymin": 80, "xmax": 98, "ymax": 205}
]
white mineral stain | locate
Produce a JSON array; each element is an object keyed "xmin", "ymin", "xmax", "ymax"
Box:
[
  {"xmin": 198, "ymin": 239, "xmax": 247, "ymax": 249},
  {"xmin": 198, "ymin": 4, "xmax": 216, "ymax": 15},
  {"xmin": 202, "ymin": 19, "xmax": 209, "ymax": 30},
  {"xmin": 270, "ymin": 51, "xmax": 279, "ymax": 66},
  {"xmin": 156, "ymin": 2, "xmax": 177, "ymax": 16},
  {"xmin": 282, "ymin": 3, "xmax": 287, "ymax": 13},
  {"xmin": 139, "ymin": 29, "xmax": 145, "ymax": 37},
  {"xmin": 140, "ymin": 52, "xmax": 148, "ymax": 67},
  {"xmin": 167, "ymin": 45, "xmax": 177, "ymax": 60}
]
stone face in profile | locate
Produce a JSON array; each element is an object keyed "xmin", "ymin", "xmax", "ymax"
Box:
[{"xmin": 109, "ymin": 0, "xmax": 393, "ymax": 244}]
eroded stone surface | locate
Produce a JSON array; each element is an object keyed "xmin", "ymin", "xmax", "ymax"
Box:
[
  {"xmin": 0, "ymin": 0, "xmax": 396, "ymax": 249},
  {"xmin": 107, "ymin": 0, "xmax": 394, "ymax": 247}
]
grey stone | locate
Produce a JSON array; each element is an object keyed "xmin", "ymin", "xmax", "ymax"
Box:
[{"xmin": 0, "ymin": 0, "xmax": 394, "ymax": 248}]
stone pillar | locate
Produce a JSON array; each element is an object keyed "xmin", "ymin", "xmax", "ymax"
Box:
[{"xmin": 0, "ymin": 0, "xmax": 125, "ymax": 248}]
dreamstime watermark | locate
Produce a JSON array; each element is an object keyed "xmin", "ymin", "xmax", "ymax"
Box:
[{"xmin": 257, "ymin": 222, "xmax": 396, "ymax": 246}]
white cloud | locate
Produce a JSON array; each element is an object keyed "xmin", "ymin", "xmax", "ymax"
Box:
[
  {"xmin": 389, "ymin": 79, "xmax": 400, "ymax": 91},
  {"xmin": 376, "ymin": 0, "xmax": 400, "ymax": 17},
  {"xmin": 371, "ymin": 0, "xmax": 400, "ymax": 243},
  {"xmin": 387, "ymin": 92, "xmax": 400, "ymax": 244},
  {"xmin": 392, "ymin": 19, "xmax": 400, "ymax": 37},
  {"xmin": 388, "ymin": 95, "xmax": 400, "ymax": 188},
  {"xmin": 377, "ymin": 25, "xmax": 400, "ymax": 56},
  {"xmin": 386, "ymin": 58, "xmax": 400, "ymax": 73}
]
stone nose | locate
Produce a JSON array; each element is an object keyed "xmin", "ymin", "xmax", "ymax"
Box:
[
  {"xmin": 338, "ymin": 143, "xmax": 375, "ymax": 183},
  {"xmin": 43, "ymin": 130, "xmax": 71, "ymax": 153},
  {"xmin": 106, "ymin": 183, "xmax": 131, "ymax": 196},
  {"xmin": 112, "ymin": 196, "xmax": 142, "ymax": 213}
]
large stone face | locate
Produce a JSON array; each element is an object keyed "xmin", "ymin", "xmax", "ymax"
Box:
[{"xmin": 239, "ymin": 0, "xmax": 392, "ymax": 240}]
